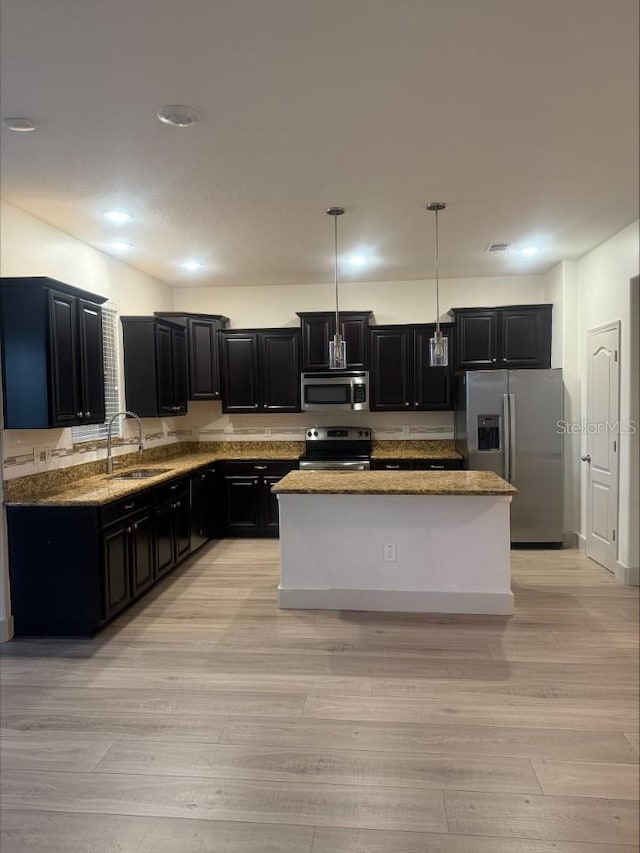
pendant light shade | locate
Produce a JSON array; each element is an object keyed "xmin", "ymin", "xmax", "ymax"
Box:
[
  {"xmin": 327, "ymin": 206, "xmax": 347, "ymax": 369},
  {"xmin": 426, "ymin": 202, "xmax": 448, "ymax": 367}
]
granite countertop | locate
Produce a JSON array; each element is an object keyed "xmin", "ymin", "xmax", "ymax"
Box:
[
  {"xmin": 5, "ymin": 442, "xmax": 303, "ymax": 507},
  {"xmin": 370, "ymin": 440, "xmax": 462, "ymax": 460},
  {"xmin": 272, "ymin": 470, "xmax": 517, "ymax": 496}
]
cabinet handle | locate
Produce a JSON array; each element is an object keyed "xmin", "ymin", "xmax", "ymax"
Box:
[
  {"xmin": 85, "ymin": 411, "xmax": 91, "ymax": 417},
  {"xmin": 254, "ymin": 403, "xmax": 258, "ymax": 408},
  {"xmin": 170, "ymin": 484, "xmax": 179, "ymax": 490},
  {"xmin": 175, "ymin": 500, "xmax": 181, "ymax": 508},
  {"xmin": 492, "ymin": 358, "xmax": 497, "ymax": 363},
  {"xmin": 76, "ymin": 411, "xmax": 84, "ymax": 418},
  {"xmin": 430, "ymin": 464, "xmax": 445, "ymax": 469},
  {"xmin": 414, "ymin": 402, "xmax": 418, "ymax": 406},
  {"xmin": 127, "ymin": 526, "xmax": 132, "ymax": 533},
  {"xmin": 385, "ymin": 465, "xmax": 400, "ymax": 469},
  {"xmin": 133, "ymin": 522, "xmax": 138, "ymax": 530},
  {"xmin": 405, "ymin": 402, "xmax": 410, "ymax": 407},
  {"xmin": 124, "ymin": 503, "xmax": 135, "ymax": 510},
  {"xmin": 254, "ymin": 465, "xmax": 267, "ymax": 470},
  {"xmin": 199, "ymin": 474, "xmax": 207, "ymax": 480}
]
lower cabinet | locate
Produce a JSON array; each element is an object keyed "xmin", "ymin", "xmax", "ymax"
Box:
[
  {"xmin": 219, "ymin": 460, "xmax": 298, "ymax": 536},
  {"xmin": 371, "ymin": 458, "xmax": 462, "ymax": 471},
  {"xmin": 190, "ymin": 466, "xmax": 219, "ymax": 550},
  {"xmin": 103, "ymin": 508, "xmax": 154, "ymax": 620},
  {"xmin": 154, "ymin": 480, "xmax": 191, "ymax": 577}
]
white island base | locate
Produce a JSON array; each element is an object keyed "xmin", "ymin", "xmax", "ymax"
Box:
[{"xmin": 277, "ymin": 492, "xmax": 514, "ymax": 615}]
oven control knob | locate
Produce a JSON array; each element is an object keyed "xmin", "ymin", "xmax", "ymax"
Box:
[
  {"xmin": 313, "ymin": 430, "xmax": 318, "ymax": 437},
  {"xmin": 358, "ymin": 430, "xmax": 362, "ymax": 436}
]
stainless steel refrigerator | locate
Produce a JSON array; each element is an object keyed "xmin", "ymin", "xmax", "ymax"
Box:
[{"xmin": 455, "ymin": 369, "xmax": 563, "ymax": 546}]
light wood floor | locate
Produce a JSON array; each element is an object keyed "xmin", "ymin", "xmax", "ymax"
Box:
[{"xmin": 1, "ymin": 541, "xmax": 638, "ymax": 852}]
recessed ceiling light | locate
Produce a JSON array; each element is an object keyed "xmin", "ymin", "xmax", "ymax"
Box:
[
  {"xmin": 2, "ymin": 117, "xmax": 35, "ymax": 132},
  {"xmin": 181, "ymin": 260, "xmax": 204, "ymax": 271},
  {"xmin": 103, "ymin": 210, "xmax": 132, "ymax": 224},
  {"xmin": 157, "ymin": 105, "xmax": 200, "ymax": 127},
  {"xmin": 520, "ymin": 246, "xmax": 540, "ymax": 256},
  {"xmin": 348, "ymin": 255, "xmax": 369, "ymax": 267},
  {"xmin": 109, "ymin": 241, "xmax": 132, "ymax": 252}
]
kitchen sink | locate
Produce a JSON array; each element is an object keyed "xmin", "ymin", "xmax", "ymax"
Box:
[{"xmin": 107, "ymin": 467, "xmax": 171, "ymax": 480}]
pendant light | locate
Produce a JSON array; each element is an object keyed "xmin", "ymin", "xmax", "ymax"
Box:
[
  {"xmin": 327, "ymin": 206, "xmax": 347, "ymax": 369},
  {"xmin": 426, "ymin": 202, "xmax": 448, "ymax": 367}
]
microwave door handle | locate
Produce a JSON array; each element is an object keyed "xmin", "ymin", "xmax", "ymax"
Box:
[
  {"xmin": 509, "ymin": 393, "xmax": 516, "ymax": 483},
  {"xmin": 502, "ymin": 394, "xmax": 510, "ymax": 482}
]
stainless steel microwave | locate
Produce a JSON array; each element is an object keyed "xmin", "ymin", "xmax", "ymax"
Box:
[{"xmin": 301, "ymin": 371, "xmax": 369, "ymax": 411}]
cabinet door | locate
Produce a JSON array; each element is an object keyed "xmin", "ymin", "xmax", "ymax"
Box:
[
  {"xmin": 500, "ymin": 306, "xmax": 552, "ymax": 368},
  {"xmin": 259, "ymin": 330, "xmax": 300, "ymax": 413},
  {"xmin": 154, "ymin": 501, "xmax": 175, "ymax": 577},
  {"xmin": 77, "ymin": 299, "xmax": 106, "ymax": 424},
  {"xmin": 174, "ymin": 489, "xmax": 191, "ymax": 562},
  {"xmin": 130, "ymin": 512, "xmax": 155, "ymax": 596},
  {"xmin": 340, "ymin": 314, "xmax": 370, "ymax": 370},
  {"xmin": 220, "ymin": 333, "xmax": 260, "ymax": 412},
  {"xmin": 171, "ymin": 327, "xmax": 188, "ymax": 413},
  {"xmin": 456, "ymin": 310, "xmax": 499, "ymax": 368},
  {"xmin": 188, "ymin": 319, "xmax": 220, "ymax": 400},
  {"xmin": 222, "ymin": 476, "xmax": 261, "ymax": 533},
  {"xmin": 300, "ymin": 315, "xmax": 333, "ymax": 371},
  {"xmin": 413, "ymin": 326, "xmax": 453, "ymax": 410},
  {"xmin": 190, "ymin": 470, "xmax": 209, "ymax": 551},
  {"xmin": 262, "ymin": 475, "xmax": 283, "ymax": 532},
  {"xmin": 369, "ymin": 328, "xmax": 412, "ymax": 411},
  {"xmin": 155, "ymin": 324, "xmax": 175, "ymax": 416},
  {"xmin": 48, "ymin": 289, "xmax": 81, "ymax": 426},
  {"xmin": 103, "ymin": 524, "xmax": 132, "ymax": 619}
]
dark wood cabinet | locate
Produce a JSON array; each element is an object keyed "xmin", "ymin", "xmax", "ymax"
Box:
[
  {"xmin": 297, "ymin": 311, "xmax": 372, "ymax": 371},
  {"xmin": 219, "ymin": 460, "xmax": 298, "ymax": 536},
  {"xmin": 369, "ymin": 324, "xmax": 453, "ymax": 411},
  {"xmin": 103, "ymin": 507, "xmax": 154, "ymax": 619},
  {"xmin": 155, "ymin": 312, "xmax": 229, "ymax": 401},
  {"xmin": 154, "ymin": 480, "xmax": 190, "ymax": 577},
  {"xmin": 129, "ymin": 512, "xmax": 155, "ymax": 597},
  {"xmin": 0, "ymin": 277, "xmax": 107, "ymax": 429},
  {"xmin": 190, "ymin": 466, "xmax": 220, "ymax": 551},
  {"xmin": 121, "ymin": 317, "xmax": 188, "ymax": 417},
  {"xmin": 371, "ymin": 458, "xmax": 462, "ymax": 470},
  {"xmin": 219, "ymin": 329, "xmax": 300, "ymax": 413},
  {"xmin": 449, "ymin": 305, "xmax": 552, "ymax": 369}
]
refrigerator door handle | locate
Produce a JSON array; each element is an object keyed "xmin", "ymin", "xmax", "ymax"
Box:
[
  {"xmin": 509, "ymin": 393, "xmax": 517, "ymax": 482},
  {"xmin": 502, "ymin": 393, "xmax": 510, "ymax": 481}
]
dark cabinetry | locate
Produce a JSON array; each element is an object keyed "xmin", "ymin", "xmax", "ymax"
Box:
[
  {"xmin": 370, "ymin": 324, "xmax": 454, "ymax": 411},
  {"xmin": 0, "ymin": 277, "xmax": 106, "ymax": 429},
  {"xmin": 219, "ymin": 329, "xmax": 300, "ymax": 413},
  {"xmin": 103, "ymin": 505, "xmax": 154, "ymax": 620},
  {"xmin": 190, "ymin": 466, "xmax": 220, "ymax": 550},
  {"xmin": 371, "ymin": 458, "xmax": 462, "ymax": 470},
  {"xmin": 449, "ymin": 305, "xmax": 552, "ymax": 369},
  {"xmin": 219, "ymin": 460, "xmax": 298, "ymax": 536},
  {"xmin": 121, "ymin": 317, "xmax": 188, "ymax": 417},
  {"xmin": 297, "ymin": 311, "xmax": 372, "ymax": 371},
  {"xmin": 154, "ymin": 479, "xmax": 190, "ymax": 577},
  {"xmin": 155, "ymin": 312, "xmax": 229, "ymax": 401}
]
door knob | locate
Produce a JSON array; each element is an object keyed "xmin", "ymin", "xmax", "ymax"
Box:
[{"xmin": 581, "ymin": 454, "xmax": 591, "ymax": 462}]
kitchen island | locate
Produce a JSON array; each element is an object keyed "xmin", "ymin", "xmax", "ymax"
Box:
[{"xmin": 272, "ymin": 470, "xmax": 518, "ymax": 615}]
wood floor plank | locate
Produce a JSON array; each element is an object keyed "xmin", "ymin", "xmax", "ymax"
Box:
[
  {"xmin": 532, "ymin": 759, "xmax": 640, "ymax": 800},
  {"xmin": 95, "ymin": 739, "xmax": 542, "ymax": 793},
  {"xmin": 0, "ymin": 734, "xmax": 114, "ymax": 772},
  {"xmin": 444, "ymin": 790, "xmax": 638, "ymax": 845},
  {"xmin": 371, "ymin": 676, "xmax": 638, "ymax": 701},
  {"xmin": 0, "ymin": 809, "xmax": 314, "ymax": 853},
  {"xmin": 220, "ymin": 716, "xmax": 639, "ymax": 763},
  {"xmin": 311, "ymin": 826, "xmax": 638, "ymax": 853},
  {"xmin": 0, "ymin": 769, "xmax": 448, "ymax": 832},
  {"xmin": 446, "ymin": 660, "xmax": 639, "ymax": 685}
]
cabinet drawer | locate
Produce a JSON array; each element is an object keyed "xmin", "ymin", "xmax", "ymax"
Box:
[
  {"xmin": 220, "ymin": 460, "xmax": 298, "ymax": 477},
  {"xmin": 101, "ymin": 491, "xmax": 152, "ymax": 528},
  {"xmin": 413, "ymin": 459, "xmax": 462, "ymax": 470},
  {"xmin": 153, "ymin": 477, "xmax": 190, "ymax": 505},
  {"xmin": 371, "ymin": 459, "xmax": 414, "ymax": 470}
]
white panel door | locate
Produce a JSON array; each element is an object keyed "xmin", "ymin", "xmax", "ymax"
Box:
[{"xmin": 585, "ymin": 323, "xmax": 620, "ymax": 571}]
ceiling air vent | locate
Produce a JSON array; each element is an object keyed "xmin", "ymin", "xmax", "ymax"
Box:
[{"xmin": 486, "ymin": 243, "xmax": 510, "ymax": 253}]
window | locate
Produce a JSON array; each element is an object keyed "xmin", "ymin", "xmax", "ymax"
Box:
[{"xmin": 72, "ymin": 305, "xmax": 122, "ymax": 443}]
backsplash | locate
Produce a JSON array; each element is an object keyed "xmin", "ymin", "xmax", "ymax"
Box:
[{"xmin": 2, "ymin": 402, "xmax": 453, "ymax": 480}]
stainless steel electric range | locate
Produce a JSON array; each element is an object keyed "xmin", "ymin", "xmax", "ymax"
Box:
[{"xmin": 299, "ymin": 426, "xmax": 372, "ymax": 471}]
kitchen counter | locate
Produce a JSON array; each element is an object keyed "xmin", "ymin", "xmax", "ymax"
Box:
[{"xmin": 273, "ymin": 470, "xmax": 515, "ymax": 497}]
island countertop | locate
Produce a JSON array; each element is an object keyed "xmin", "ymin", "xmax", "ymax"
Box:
[{"xmin": 272, "ymin": 470, "xmax": 517, "ymax": 496}]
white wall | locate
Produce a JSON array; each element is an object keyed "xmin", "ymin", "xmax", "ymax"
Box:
[
  {"xmin": 575, "ymin": 220, "xmax": 639, "ymax": 579},
  {"xmin": 173, "ymin": 274, "xmax": 546, "ymax": 328}
]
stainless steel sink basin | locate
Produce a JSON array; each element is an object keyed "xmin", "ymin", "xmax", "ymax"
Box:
[{"xmin": 108, "ymin": 467, "xmax": 171, "ymax": 480}]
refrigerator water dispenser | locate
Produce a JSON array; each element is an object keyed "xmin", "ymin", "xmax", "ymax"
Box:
[{"xmin": 477, "ymin": 415, "xmax": 501, "ymax": 450}]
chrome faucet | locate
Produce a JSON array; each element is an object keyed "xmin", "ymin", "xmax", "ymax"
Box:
[{"xmin": 106, "ymin": 410, "xmax": 143, "ymax": 474}]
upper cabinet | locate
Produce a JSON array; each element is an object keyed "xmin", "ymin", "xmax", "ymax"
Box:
[
  {"xmin": 154, "ymin": 312, "xmax": 229, "ymax": 401},
  {"xmin": 0, "ymin": 276, "xmax": 106, "ymax": 429},
  {"xmin": 297, "ymin": 311, "xmax": 372, "ymax": 371},
  {"xmin": 449, "ymin": 305, "xmax": 552, "ymax": 370},
  {"xmin": 369, "ymin": 324, "xmax": 454, "ymax": 411},
  {"xmin": 219, "ymin": 328, "xmax": 300, "ymax": 413},
  {"xmin": 121, "ymin": 317, "xmax": 188, "ymax": 417}
]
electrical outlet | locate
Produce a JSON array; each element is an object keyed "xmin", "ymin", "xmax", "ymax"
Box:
[
  {"xmin": 33, "ymin": 446, "xmax": 42, "ymax": 464},
  {"xmin": 384, "ymin": 543, "xmax": 397, "ymax": 562}
]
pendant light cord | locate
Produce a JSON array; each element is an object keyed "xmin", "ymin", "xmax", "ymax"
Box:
[
  {"xmin": 334, "ymin": 212, "xmax": 340, "ymax": 333},
  {"xmin": 435, "ymin": 209, "xmax": 440, "ymax": 335}
]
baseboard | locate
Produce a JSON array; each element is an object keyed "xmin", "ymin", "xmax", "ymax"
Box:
[
  {"xmin": 278, "ymin": 587, "xmax": 514, "ymax": 615},
  {"xmin": 577, "ymin": 533, "xmax": 587, "ymax": 553},
  {"xmin": 614, "ymin": 562, "xmax": 640, "ymax": 587},
  {"xmin": 564, "ymin": 531, "xmax": 579, "ymax": 549},
  {"xmin": 0, "ymin": 615, "xmax": 14, "ymax": 643}
]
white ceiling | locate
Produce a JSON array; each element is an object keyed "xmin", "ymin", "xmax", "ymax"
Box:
[{"xmin": 1, "ymin": 0, "xmax": 638, "ymax": 288}]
